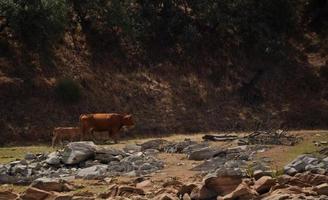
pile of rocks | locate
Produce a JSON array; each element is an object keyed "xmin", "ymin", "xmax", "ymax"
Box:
[
  {"xmin": 0, "ymin": 141, "xmax": 164, "ymax": 184},
  {"xmin": 176, "ymin": 172, "xmax": 328, "ymax": 200},
  {"xmin": 284, "ymin": 154, "xmax": 328, "ymax": 176}
]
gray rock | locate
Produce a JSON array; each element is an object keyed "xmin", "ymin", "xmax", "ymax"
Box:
[
  {"xmin": 95, "ymin": 153, "xmax": 120, "ymax": 164},
  {"xmin": 214, "ymin": 166, "xmax": 246, "ymax": 177},
  {"xmin": 290, "ymin": 160, "xmax": 306, "ymax": 172},
  {"xmin": 144, "ymin": 149, "xmax": 160, "ymax": 155},
  {"xmin": 20, "ymin": 159, "xmax": 28, "ymax": 165},
  {"xmin": 77, "ymin": 164, "xmax": 108, "ymax": 179},
  {"xmin": 84, "ymin": 160, "xmax": 101, "ymax": 167},
  {"xmin": 46, "ymin": 152, "xmax": 61, "ymax": 165},
  {"xmin": 192, "ymin": 156, "xmax": 226, "ymax": 172},
  {"xmin": 11, "ymin": 164, "xmax": 28, "ymax": 176},
  {"xmin": 182, "ymin": 143, "xmax": 209, "ymax": 154},
  {"xmin": 303, "ymin": 157, "xmax": 319, "ymax": 165},
  {"xmin": 188, "ymin": 147, "xmax": 221, "ymax": 161},
  {"xmin": 163, "ymin": 139, "xmax": 198, "ymax": 153},
  {"xmin": 62, "ymin": 142, "xmax": 97, "ymax": 165},
  {"xmin": 284, "ymin": 166, "xmax": 298, "ymax": 176},
  {"xmin": 323, "ymin": 157, "xmax": 328, "ymax": 163},
  {"xmin": 124, "ymin": 170, "xmax": 137, "ymax": 177},
  {"xmin": 0, "ymin": 165, "xmax": 7, "ymax": 174},
  {"xmin": 123, "ymin": 144, "xmax": 142, "ymax": 153},
  {"xmin": 139, "ymin": 163, "xmax": 152, "ymax": 171},
  {"xmin": 140, "ymin": 139, "xmax": 171, "ymax": 151},
  {"xmin": 25, "ymin": 153, "xmax": 37, "ymax": 161}
]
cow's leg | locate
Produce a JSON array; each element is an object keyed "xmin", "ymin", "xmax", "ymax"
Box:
[
  {"xmin": 90, "ymin": 128, "xmax": 98, "ymax": 143},
  {"xmin": 59, "ymin": 136, "xmax": 64, "ymax": 147},
  {"xmin": 51, "ymin": 135, "xmax": 57, "ymax": 148},
  {"xmin": 111, "ymin": 127, "xmax": 120, "ymax": 144}
]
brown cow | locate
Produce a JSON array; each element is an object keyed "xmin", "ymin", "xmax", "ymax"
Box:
[
  {"xmin": 51, "ymin": 127, "xmax": 81, "ymax": 148},
  {"xmin": 80, "ymin": 113, "xmax": 134, "ymax": 143}
]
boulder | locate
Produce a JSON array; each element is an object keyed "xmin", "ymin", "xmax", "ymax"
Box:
[
  {"xmin": 314, "ymin": 183, "xmax": 328, "ymax": 195},
  {"xmin": 31, "ymin": 177, "xmax": 74, "ymax": 192},
  {"xmin": 62, "ymin": 142, "xmax": 97, "ymax": 165},
  {"xmin": 21, "ymin": 187, "xmax": 51, "ymax": 200},
  {"xmin": 77, "ymin": 165, "xmax": 108, "ymax": 179},
  {"xmin": 294, "ymin": 172, "xmax": 328, "ymax": 186},
  {"xmin": 218, "ymin": 182, "xmax": 258, "ymax": 200},
  {"xmin": 253, "ymin": 176, "xmax": 276, "ymax": 194},
  {"xmin": 202, "ymin": 172, "xmax": 243, "ymax": 197},
  {"xmin": 188, "ymin": 147, "xmax": 222, "ymax": 161}
]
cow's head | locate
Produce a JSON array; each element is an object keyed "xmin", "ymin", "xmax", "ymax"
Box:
[{"xmin": 123, "ymin": 114, "xmax": 134, "ymax": 126}]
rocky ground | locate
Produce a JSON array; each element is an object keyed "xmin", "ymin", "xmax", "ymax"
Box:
[{"xmin": 0, "ymin": 131, "xmax": 328, "ymax": 200}]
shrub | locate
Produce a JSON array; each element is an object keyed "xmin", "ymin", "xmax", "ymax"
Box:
[{"xmin": 54, "ymin": 78, "xmax": 82, "ymax": 104}]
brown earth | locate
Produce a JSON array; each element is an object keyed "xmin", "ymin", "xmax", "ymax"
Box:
[{"xmin": 1, "ymin": 29, "xmax": 328, "ymax": 145}]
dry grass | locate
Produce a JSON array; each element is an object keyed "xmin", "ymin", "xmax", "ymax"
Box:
[
  {"xmin": 0, "ymin": 145, "xmax": 56, "ymax": 164},
  {"xmin": 258, "ymin": 130, "xmax": 328, "ymax": 169}
]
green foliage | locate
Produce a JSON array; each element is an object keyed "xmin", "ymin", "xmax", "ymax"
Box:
[
  {"xmin": 55, "ymin": 78, "xmax": 82, "ymax": 104},
  {"xmin": 0, "ymin": 0, "xmax": 308, "ymax": 61},
  {"xmin": 0, "ymin": 0, "xmax": 68, "ymax": 51}
]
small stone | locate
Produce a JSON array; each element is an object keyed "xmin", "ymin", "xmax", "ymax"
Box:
[
  {"xmin": 46, "ymin": 152, "xmax": 61, "ymax": 165},
  {"xmin": 77, "ymin": 165, "xmax": 108, "ymax": 179},
  {"xmin": 25, "ymin": 153, "xmax": 37, "ymax": 161},
  {"xmin": 284, "ymin": 167, "xmax": 298, "ymax": 176}
]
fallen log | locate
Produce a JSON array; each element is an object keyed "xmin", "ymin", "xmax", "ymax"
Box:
[{"xmin": 203, "ymin": 134, "xmax": 238, "ymax": 141}]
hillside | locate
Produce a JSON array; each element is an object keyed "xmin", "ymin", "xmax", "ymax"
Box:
[{"xmin": 1, "ymin": 0, "xmax": 328, "ymax": 144}]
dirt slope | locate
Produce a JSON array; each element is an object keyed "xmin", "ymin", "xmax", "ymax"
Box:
[{"xmin": 1, "ymin": 30, "xmax": 328, "ymax": 144}]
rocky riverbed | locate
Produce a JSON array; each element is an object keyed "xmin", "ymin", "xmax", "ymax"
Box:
[{"xmin": 0, "ymin": 134, "xmax": 328, "ymax": 200}]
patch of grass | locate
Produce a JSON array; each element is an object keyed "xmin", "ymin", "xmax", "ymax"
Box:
[
  {"xmin": 0, "ymin": 146, "xmax": 55, "ymax": 164},
  {"xmin": 260, "ymin": 131, "xmax": 328, "ymax": 169},
  {"xmin": 0, "ymin": 184, "xmax": 28, "ymax": 193}
]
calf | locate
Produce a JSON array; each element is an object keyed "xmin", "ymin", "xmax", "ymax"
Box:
[{"xmin": 51, "ymin": 127, "xmax": 81, "ymax": 148}]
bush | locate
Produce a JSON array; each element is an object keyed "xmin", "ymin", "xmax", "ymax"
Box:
[
  {"xmin": 55, "ymin": 78, "xmax": 82, "ymax": 104},
  {"xmin": 0, "ymin": 0, "xmax": 68, "ymax": 51}
]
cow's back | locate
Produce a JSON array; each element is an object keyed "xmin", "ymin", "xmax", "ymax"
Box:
[{"xmin": 88, "ymin": 113, "xmax": 123, "ymax": 131}]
